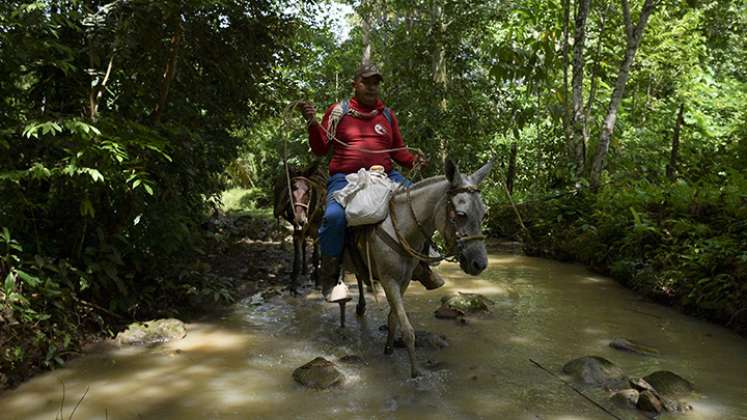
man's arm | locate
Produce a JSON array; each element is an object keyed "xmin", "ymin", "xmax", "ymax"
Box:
[
  {"xmin": 304, "ymin": 103, "xmax": 335, "ymax": 156},
  {"xmin": 388, "ymin": 111, "xmax": 416, "ymax": 168}
]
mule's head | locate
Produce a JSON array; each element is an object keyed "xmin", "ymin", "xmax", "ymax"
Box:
[
  {"xmin": 291, "ymin": 177, "xmax": 311, "ymax": 226},
  {"xmin": 442, "ymin": 158, "xmax": 494, "ymax": 275},
  {"xmin": 289, "ymin": 161, "xmax": 322, "ymax": 227}
]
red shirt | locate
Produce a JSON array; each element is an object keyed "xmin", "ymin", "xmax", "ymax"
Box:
[{"xmin": 308, "ymin": 97, "xmax": 415, "ymax": 175}]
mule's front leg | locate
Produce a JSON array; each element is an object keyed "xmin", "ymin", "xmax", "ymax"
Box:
[
  {"xmin": 382, "ymin": 280, "xmax": 418, "ymax": 378},
  {"xmin": 355, "ymin": 274, "xmax": 366, "ymax": 317},
  {"xmin": 311, "ymin": 240, "xmax": 320, "ymax": 286},
  {"xmin": 301, "ymin": 238, "xmax": 308, "ymax": 276},
  {"xmin": 290, "ymin": 232, "xmax": 302, "ymax": 294},
  {"xmin": 384, "ymin": 309, "xmax": 396, "ymax": 354}
]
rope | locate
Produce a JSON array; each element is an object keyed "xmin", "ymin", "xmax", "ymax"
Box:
[
  {"xmin": 365, "ymin": 229, "xmax": 380, "ymax": 304},
  {"xmin": 285, "ymin": 99, "xmax": 427, "ymax": 159},
  {"xmin": 282, "ymin": 102, "xmax": 297, "ymax": 229},
  {"xmin": 387, "ymin": 197, "xmax": 450, "ymax": 264}
]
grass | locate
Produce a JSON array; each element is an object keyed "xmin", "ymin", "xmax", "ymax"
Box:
[{"xmin": 219, "ymin": 187, "xmax": 273, "ymax": 218}]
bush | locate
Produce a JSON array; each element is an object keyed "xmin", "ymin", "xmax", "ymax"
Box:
[{"xmin": 487, "ymin": 174, "xmax": 747, "ymax": 333}]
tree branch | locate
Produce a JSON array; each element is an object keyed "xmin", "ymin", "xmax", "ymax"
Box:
[
  {"xmin": 89, "ymin": 54, "xmax": 114, "ymax": 121},
  {"xmin": 621, "ymin": 0, "xmax": 633, "ymax": 40},
  {"xmin": 153, "ymin": 15, "xmax": 184, "ymax": 124}
]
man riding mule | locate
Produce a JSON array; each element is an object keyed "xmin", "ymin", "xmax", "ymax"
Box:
[
  {"xmin": 298, "ymin": 62, "xmax": 444, "ymax": 303},
  {"xmin": 341, "ymin": 158, "xmax": 494, "ymax": 377}
]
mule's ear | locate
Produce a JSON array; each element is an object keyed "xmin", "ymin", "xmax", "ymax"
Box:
[
  {"xmin": 445, "ymin": 158, "xmax": 460, "ymax": 185},
  {"xmin": 470, "ymin": 158, "xmax": 495, "ymax": 185}
]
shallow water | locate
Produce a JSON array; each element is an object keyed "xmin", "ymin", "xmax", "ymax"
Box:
[{"xmin": 2, "ymin": 253, "xmax": 746, "ymax": 419}]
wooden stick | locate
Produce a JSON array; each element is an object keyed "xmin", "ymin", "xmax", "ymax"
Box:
[
  {"xmin": 68, "ymin": 386, "xmax": 89, "ymax": 420},
  {"xmin": 503, "ymin": 181, "xmax": 531, "ymax": 241},
  {"xmin": 529, "ymin": 358, "xmax": 626, "ymax": 420}
]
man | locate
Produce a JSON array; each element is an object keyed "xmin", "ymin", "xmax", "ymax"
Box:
[{"xmin": 299, "ymin": 62, "xmax": 444, "ymax": 303}]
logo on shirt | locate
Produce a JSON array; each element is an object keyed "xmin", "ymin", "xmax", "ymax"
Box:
[{"xmin": 374, "ymin": 123, "xmax": 387, "ymax": 136}]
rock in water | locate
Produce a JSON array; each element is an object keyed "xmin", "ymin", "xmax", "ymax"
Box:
[
  {"xmin": 610, "ymin": 389, "xmax": 639, "ymax": 408},
  {"xmin": 637, "ymin": 390, "xmax": 663, "ymax": 414},
  {"xmin": 609, "ymin": 337, "xmax": 659, "ymax": 356},
  {"xmin": 293, "ymin": 357, "xmax": 343, "ymax": 389},
  {"xmin": 643, "ymin": 371, "xmax": 694, "ymax": 398},
  {"xmin": 628, "ymin": 377, "xmax": 656, "ymax": 393},
  {"xmin": 434, "ymin": 306, "xmax": 464, "ymax": 319},
  {"xmin": 561, "ymin": 356, "xmax": 627, "ymax": 389},
  {"xmin": 440, "ymin": 292, "xmax": 494, "ymax": 313},
  {"xmin": 394, "ymin": 330, "xmax": 449, "ymax": 350},
  {"xmin": 116, "ymin": 318, "xmax": 187, "ymax": 346}
]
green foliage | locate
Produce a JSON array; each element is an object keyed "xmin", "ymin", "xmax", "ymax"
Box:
[
  {"xmin": 0, "ymin": 0, "xmax": 301, "ymax": 385},
  {"xmin": 490, "ymin": 174, "xmax": 747, "ymax": 331}
]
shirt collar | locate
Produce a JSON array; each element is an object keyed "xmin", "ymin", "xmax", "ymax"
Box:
[{"xmin": 349, "ymin": 97, "xmax": 384, "ymax": 112}]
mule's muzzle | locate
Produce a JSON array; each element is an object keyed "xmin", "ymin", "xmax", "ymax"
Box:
[
  {"xmin": 294, "ymin": 214, "xmax": 307, "ymax": 226},
  {"xmin": 293, "ymin": 205, "xmax": 308, "ymax": 227},
  {"xmin": 458, "ymin": 243, "xmax": 488, "ymax": 276}
]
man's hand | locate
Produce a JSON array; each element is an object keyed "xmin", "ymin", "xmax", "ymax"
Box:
[
  {"xmin": 297, "ymin": 101, "xmax": 318, "ymax": 126},
  {"xmin": 412, "ymin": 152, "xmax": 428, "ymax": 168}
]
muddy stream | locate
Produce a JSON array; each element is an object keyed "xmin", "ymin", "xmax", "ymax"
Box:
[{"xmin": 2, "ymin": 253, "xmax": 746, "ymax": 419}]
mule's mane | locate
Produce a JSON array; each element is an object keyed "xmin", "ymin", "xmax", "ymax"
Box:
[{"xmin": 393, "ymin": 175, "xmax": 446, "ymax": 196}]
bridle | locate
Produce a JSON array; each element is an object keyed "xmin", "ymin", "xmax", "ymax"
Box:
[
  {"xmin": 445, "ymin": 184, "xmax": 487, "ymax": 247},
  {"xmin": 383, "ymin": 183, "xmax": 486, "ymax": 263}
]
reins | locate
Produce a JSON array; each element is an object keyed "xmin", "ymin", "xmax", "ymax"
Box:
[
  {"xmin": 383, "ymin": 184, "xmax": 486, "ymax": 264},
  {"xmin": 281, "ymin": 102, "xmax": 329, "ymax": 231}
]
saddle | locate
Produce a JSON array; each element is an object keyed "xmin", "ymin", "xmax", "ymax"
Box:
[{"xmin": 342, "ymin": 216, "xmax": 443, "ymax": 291}]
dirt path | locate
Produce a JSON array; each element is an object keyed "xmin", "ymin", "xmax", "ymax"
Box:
[{"xmin": 200, "ymin": 211, "xmax": 303, "ymax": 302}]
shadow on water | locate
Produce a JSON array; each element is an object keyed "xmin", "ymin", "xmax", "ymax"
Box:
[{"xmin": 1, "ymin": 253, "xmax": 747, "ymax": 419}]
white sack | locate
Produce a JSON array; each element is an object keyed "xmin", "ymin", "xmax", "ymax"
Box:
[{"xmin": 333, "ymin": 168, "xmax": 396, "ymax": 226}]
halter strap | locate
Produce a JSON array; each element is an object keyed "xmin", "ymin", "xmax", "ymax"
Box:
[{"xmin": 379, "ymin": 183, "xmax": 485, "ymax": 263}]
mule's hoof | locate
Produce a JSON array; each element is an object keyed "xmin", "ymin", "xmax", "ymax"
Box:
[
  {"xmin": 384, "ymin": 345, "xmax": 393, "ymax": 355},
  {"xmin": 411, "ymin": 368, "xmax": 421, "ymax": 378},
  {"xmin": 356, "ymin": 304, "xmax": 366, "ymax": 317}
]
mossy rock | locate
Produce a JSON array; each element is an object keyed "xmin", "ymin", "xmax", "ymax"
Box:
[
  {"xmin": 116, "ymin": 318, "xmax": 187, "ymax": 346},
  {"xmin": 293, "ymin": 357, "xmax": 343, "ymax": 389},
  {"xmin": 609, "ymin": 337, "xmax": 660, "ymax": 356},
  {"xmin": 440, "ymin": 292, "xmax": 494, "ymax": 313},
  {"xmin": 610, "ymin": 389, "xmax": 639, "ymax": 408},
  {"xmin": 561, "ymin": 356, "xmax": 627, "ymax": 389},
  {"xmin": 643, "ymin": 371, "xmax": 694, "ymax": 398}
]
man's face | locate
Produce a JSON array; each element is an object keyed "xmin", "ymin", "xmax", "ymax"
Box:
[{"xmin": 352, "ymin": 75, "xmax": 381, "ymax": 106}]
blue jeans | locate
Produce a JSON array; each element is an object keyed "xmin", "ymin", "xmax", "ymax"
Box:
[{"xmin": 320, "ymin": 170, "xmax": 412, "ymax": 257}]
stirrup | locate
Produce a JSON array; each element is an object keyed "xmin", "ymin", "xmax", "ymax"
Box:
[{"xmin": 326, "ymin": 280, "xmax": 351, "ymax": 303}]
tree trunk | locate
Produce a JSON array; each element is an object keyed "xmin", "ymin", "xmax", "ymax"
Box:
[
  {"xmin": 571, "ymin": 0, "xmax": 592, "ymax": 177},
  {"xmin": 666, "ymin": 103, "xmax": 684, "ymax": 180},
  {"xmin": 430, "ymin": 0, "xmax": 448, "ymax": 159},
  {"xmin": 590, "ymin": 0, "xmax": 656, "ymax": 189},
  {"xmin": 152, "ymin": 15, "xmax": 184, "ymax": 124},
  {"xmin": 582, "ymin": 6, "xmax": 610, "ymax": 161},
  {"xmin": 507, "ymin": 142, "xmax": 517, "ymax": 195},
  {"xmin": 89, "ymin": 55, "xmax": 114, "ymax": 122},
  {"xmin": 562, "ymin": 0, "xmax": 572, "ymax": 149}
]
